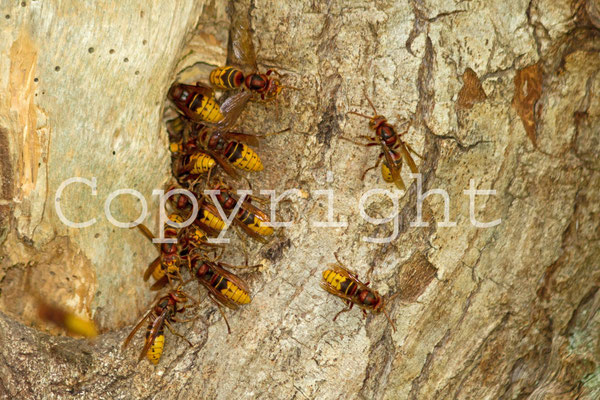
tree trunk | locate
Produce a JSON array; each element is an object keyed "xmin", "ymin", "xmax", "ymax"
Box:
[{"xmin": 0, "ymin": 0, "xmax": 599, "ymax": 399}]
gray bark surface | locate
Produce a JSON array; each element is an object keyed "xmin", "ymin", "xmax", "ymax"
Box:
[{"xmin": 0, "ymin": 0, "xmax": 599, "ymax": 399}]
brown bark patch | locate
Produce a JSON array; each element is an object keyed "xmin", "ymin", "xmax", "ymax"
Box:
[
  {"xmin": 512, "ymin": 63, "xmax": 542, "ymax": 146},
  {"xmin": 456, "ymin": 68, "xmax": 487, "ymax": 110},
  {"xmin": 0, "ymin": 128, "xmax": 14, "ymax": 242},
  {"xmin": 397, "ymin": 253, "xmax": 437, "ymax": 302}
]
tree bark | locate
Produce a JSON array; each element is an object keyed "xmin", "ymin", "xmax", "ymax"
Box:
[{"xmin": 0, "ymin": 0, "xmax": 599, "ymax": 399}]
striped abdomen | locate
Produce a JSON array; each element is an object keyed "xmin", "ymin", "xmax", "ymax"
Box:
[
  {"xmin": 189, "ymin": 93, "xmax": 224, "ymax": 123},
  {"xmin": 213, "ymin": 275, "xmax": 251, "ymax": 305},
  {"xmin": 187, "ymin": 152, "xmax": 216, "ymax": 174},
  {"xmin": 62, "ymin": 313, "xmax": 98, "ymax": 338},
  {"xmin": 146, "ymin": 326, "xmax": 165, "ymax": 365},
  {"xmin": 381, "ymin": 151, "xmax": 403, "ymax": 182},
  {"xmin": 152, "ymin": 255, "xmax": 179, "ymax": 281},
  {"xmin": 322, "ymin": 270, "xmax": 357, "ymax": 296},
  {"xmin": 224, "ymin": 142, "xmax": 263, "ymax": 172},
  {"xmin": 169, "ymin": 140, "xmax": 183, "ymax": 155},
  {"xmin": 210, "ymin": 66, "xmax": 244, "ymax": 90},
  {"xmin": 187, "ymin": 228, "xmax": 207, "ymax": 245},
  {"xmin": 198, "ymin": 207, "xmax": 226, "ymax": 231},
  {"xmin": 238, "ymin": 209, "xmax": 274, "ymax": 236},
  {"xmin": 150, "ymin": 216, "xmax": 183, "ymax": 280},
  {"xmin": 168, "ymin": 213, "xmax": 184, "ymax": 224}
]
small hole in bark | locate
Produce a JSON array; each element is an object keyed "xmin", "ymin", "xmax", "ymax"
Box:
[
  {"xmin": 135, "ymin": 70, "xmax": 139, "ymax": 75},
  {"xmin": 109, "ymin": 49, "xmax": 115, "ymax": 54},
  {"xmin": 112, "ymin": 151, "xmax": 116, "ymax": 155},
  {"xmin": 142, "ymin": 39, "xmax": 147, "ymax": 45},
  {"xmin": 54, "ymin": 66, "xmax": 60, "ymax": 72},
  {"xmin": 123, "ymin": 58, "xmax": 129, "ymax": 62},
  {"xmin": 88, "ymin": 47, "xmax": 95, "ymax": 54},
  {"xmin": 5, "ymin": 15, "xmax": 10, "ymax": 19},
  {"xmin": 21, "ymin": 2, "xmax": 26, "ymax": 6},
  {"xmin": 34, "ymin": 78, "xmax": 38, "ymax": 82}
]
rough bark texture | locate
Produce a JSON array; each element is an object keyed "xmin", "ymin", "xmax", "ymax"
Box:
[{"xmin": 0, "ymin": 0, "xmax": 599, "ymax": 399}]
